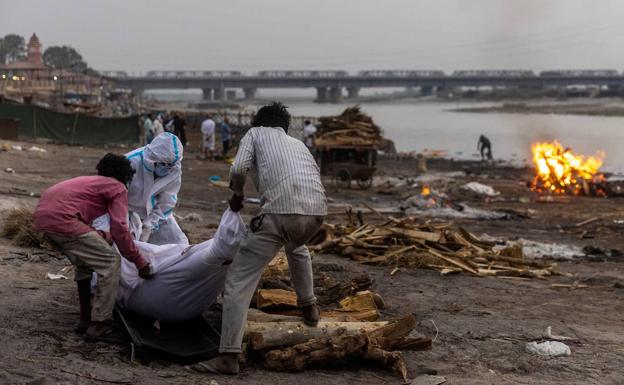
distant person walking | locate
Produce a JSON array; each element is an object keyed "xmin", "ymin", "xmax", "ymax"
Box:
[
  {"xmin": 303, "ymin": 120, "xmax": 317, "ymax": 150},
  {"xmin": 220, "ymin": 118, "xmax": 232, "ymax": 158},
  {"xmin": 478, "ymin": 134, "xmax": 493, "ymax": 161},
  {"xmin": 172, "ymin": 112, "xmax": 187, "ymax": 146},
  {"xmin": 153, "ymin": 115, "xmax": 165, "ymax": 136},
  {"xmin": 144, "ymin": 114, "xmax": 154, "ymax": 144},
  {"xmin": 201, "ymin": 115, "xmax": 216, "ymax": 160}
]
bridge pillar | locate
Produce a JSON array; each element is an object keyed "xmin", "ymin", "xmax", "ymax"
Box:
[
  {"xmin": 243, "ymin": 87, "xmax": 257, "ymax": 100},
  {"xmin": 315, "ymin": 87, "xmax": 329, "ymax": 103},
  {"xmin": 328, "ymin": 87, "xmax": 343, "ymax": 103},
  {"xmin": 346, "ymin": 87, "xmax": 360, "ymax": 99},
  {"xmin": 214, "ymin": 87, "xmax": 225, "ymax": 101},
  {"xmin": 420, "ymin": 86, "xmax": 434, "ymax": 96},
  {"xmin": 202, "ymin": 88, "xmax": 213, "ymax": 100}
]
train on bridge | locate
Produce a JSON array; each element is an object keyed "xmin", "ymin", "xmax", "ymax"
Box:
[
  {"xmin": 100, "ymin": 69, "xmax": 624, "ymax": 79},
  {"xmin": 99, "ymin": 68, "xmax": 624, "ymax": 103}
]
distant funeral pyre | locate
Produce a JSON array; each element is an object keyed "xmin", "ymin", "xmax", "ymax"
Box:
[{"xmin": 531, "ymin": 141, "xmax": 605, "ymax": 195}]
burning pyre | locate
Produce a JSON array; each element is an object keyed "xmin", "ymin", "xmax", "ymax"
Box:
[{"xmin": 531, "ymin": 141, "xmax": 605, "ymax": 195}]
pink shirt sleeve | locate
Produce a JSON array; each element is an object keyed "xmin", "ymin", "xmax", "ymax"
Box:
[{"xmin": 107, "ymin": 186, "xmax": 148, "ymax": 269}]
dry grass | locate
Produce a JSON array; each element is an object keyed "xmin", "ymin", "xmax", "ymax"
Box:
[{"xmin": 2, "ymin": 207, "xmax": 46, "ymax": 248}]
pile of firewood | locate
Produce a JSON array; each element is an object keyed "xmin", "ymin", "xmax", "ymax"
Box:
[
  {"xmin": 242, "ymin": 252, "xmax": 431, "ymax": 380},
  {"xmin": 315, "ymin": 105, "xmax": 386, "ymax": 148},
  {"xmin": 311, "ymin": 217, "xmax": 560, "ymax": 279}
]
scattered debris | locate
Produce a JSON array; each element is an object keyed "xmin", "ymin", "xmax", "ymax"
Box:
[
  {"xmin": 525, "ymin": 341, "xmax": 571, "ymax": 357},
  {"xmin": 501, "ymin": 239, "xmax": 584, "ymax": 260},
  {"xmin": 28, "ymin": 146, "xmax": 47, "ymax": 153},
  {"xmin": 2, "ymin": 207, "xmax": 47, "ymax": 248},
  {"xmin": 543, "ymin": 326, "xmax": 575, "ymax": 342},
  {"xmin": 312, "ymin": 217, "xmax": 559, "ymax": 278},
  {"xmin": 46, "ymin": 273, "xmax": 68, "ymax": 280},
  {"xmin": 575, "ymin": 217, "xmax": 599, "ymax": 227},
  {"xmin": 461, "ymin": 181, "xmax": 500, "ymax": 196},
  {"xmin": 174, "ymin": 213, "xmax": 202, "ymax": 222},
  {"xmin": 409, "ymin": 375, "xmax": 447, "ymax": 385},
  {"xmin": 5, "ymin": 167, "xmax": 15, "ymax": 174}
]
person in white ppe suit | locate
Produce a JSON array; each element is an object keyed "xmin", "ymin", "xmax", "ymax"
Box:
[{"xmin": 126, "ymin": 132, "xmax": 188, "ymax": 245}]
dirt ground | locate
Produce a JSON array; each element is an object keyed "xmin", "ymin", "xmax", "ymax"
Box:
[{"xmin": 0, "ymin": 141, "xmax": 623, "ymax": 385}]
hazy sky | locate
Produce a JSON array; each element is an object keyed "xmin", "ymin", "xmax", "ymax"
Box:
[{"xmin": 3, "ymin": 0, "xmax": 624, "ymax": 73}]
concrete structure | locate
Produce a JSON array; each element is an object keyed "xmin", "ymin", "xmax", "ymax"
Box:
[{"xmin": 102, "ymin": 69, "xmax": 624, "ymax": 103}]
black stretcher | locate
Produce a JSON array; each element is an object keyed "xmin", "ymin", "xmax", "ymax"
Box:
[{"xmin": 115, "ymin": 305, "xmax": 220, "ymax": 362}]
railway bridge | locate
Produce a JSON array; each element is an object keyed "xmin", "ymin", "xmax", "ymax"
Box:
[{"xmin": 101, "ymin": 69, "xmax": 624, "ymax": 103}]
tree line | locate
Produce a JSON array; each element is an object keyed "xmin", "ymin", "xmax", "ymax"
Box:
[{"xmin": 0, "ymin": 33, "xmax": 97, "ymax": 75}]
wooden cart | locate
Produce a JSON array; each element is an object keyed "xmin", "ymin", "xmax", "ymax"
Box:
[{"xmin": 314, "ymin": 145, "xmax": 377, "ymax": 189}]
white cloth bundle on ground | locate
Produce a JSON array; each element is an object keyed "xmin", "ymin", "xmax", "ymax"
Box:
[{"xmin": 92, "ymin": 209, "xmax": 246, "ymax": 322}]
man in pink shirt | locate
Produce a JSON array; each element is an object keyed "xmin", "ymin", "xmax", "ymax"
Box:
[{"xmin": 34, "ymin": 153, "xmax": 153, "ymax": 340}]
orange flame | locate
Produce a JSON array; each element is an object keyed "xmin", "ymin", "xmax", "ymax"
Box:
[
  {"xmin": 531, "ymin": 141, "xmax": 604, "ymax": 194},
  {"xmin": 421, "ymin": 184, "xmax": 431, "ymax": 196}
]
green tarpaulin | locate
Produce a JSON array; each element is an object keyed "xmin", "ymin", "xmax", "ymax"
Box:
[{"xmin": 0, "ymin": 103, "xmax": 140, "ymax": 145}]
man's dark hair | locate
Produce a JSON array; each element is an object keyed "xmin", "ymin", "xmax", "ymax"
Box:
[
  {"xmin": 304, "ymin": 120, "xmax": 311, "ymax": 125},
  {"xmin": 96, "ymin": 153, "xmax": 135, "ymax": 185},
  {"xmin": 252, "ymin": 102, "xmax": 291, "ymax": 132}
]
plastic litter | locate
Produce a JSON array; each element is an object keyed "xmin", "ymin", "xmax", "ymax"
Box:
[
  {"xmin": 11, "ymin": 145, "xmax": 22, "ymax": 151},
  {"xmin": 461, "ymin": 181, "xmax": 500, "ymax": 196},
  {"xmin": 5, "ymin": 168, "xmax": 15, "ymax": 174},
  {"xmin": 175, "ymin": 212, "xmax": 202, "ymax": 222},
  {"xmin": 46, "ymin": 273, "xmax": 68, "ymax": 280},
  {"xmin": 28, "ymin": 146, "xmax": 47, "ymax": 153},
  {"xmin": 525, "ymin": 340, "xmax": 571, "ymax": 357}
]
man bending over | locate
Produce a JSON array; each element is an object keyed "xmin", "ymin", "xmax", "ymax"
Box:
[
  {"xmin": 34, "ymin": 153, "xmax": 152, "ymax": 340},
  {"xmin": 195, "ymin": 102, "xmax": 327, "ymax": 374}
]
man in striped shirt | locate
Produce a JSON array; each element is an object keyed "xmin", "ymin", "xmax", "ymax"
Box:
[{"xmin": 195, "ymin": 102, "xmax": 327, "ymax": 375}]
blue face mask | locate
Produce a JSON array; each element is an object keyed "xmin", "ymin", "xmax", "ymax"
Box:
[{"xmin": 154, "ymin": 163, "xmax": 172, "ymax": 177}]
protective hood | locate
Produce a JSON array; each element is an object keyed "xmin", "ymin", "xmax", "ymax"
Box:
[{"xmin": 143, "ymin": 132, "xmax": 183, "ymax": 170}]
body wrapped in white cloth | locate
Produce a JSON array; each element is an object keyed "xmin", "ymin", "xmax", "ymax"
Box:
[{"xmin": 92, "ymin": 209, "xmax": 246, "ymax": 322}]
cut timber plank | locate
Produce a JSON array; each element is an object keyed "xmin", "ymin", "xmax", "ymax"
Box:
[
  {"xmin": 427, "ymin": 249, "xmax": 481, "ymax": 276},
  {"xmin": 339, "ymin": 290, "xmax": 384, "ymax": 312},
  {"xmin": 388, "ymin": 227, "xmax": 441, "ymax": 243},
  {"xmin": 257, "ymin": 289, "xmax": 298, "ymax": 309}
]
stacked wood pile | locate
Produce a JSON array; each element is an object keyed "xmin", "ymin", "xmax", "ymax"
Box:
[
  {"xmin": 243, "ymin": 252, "xmax": 431, "ymax": 380},
  {"xmin": 315, "ymin": 105, "xmax": 387, "ymax": 149},
  {"xmin": 311, "ymin": 217, "xmax": 560, "ymax": 279}
]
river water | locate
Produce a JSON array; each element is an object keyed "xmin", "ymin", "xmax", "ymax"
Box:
[
  {"xmin": 154, "ymin": 91, "xmax": 624, "ymax": 172},
  {"xmin": 282, "ymin": 101, "xmax": 624, "ymax": 172}
]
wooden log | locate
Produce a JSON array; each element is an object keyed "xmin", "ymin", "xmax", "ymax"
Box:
[
  {"xmin": 247, "ymin": 309, "xmax": 301, "ymax": 323},
  {"xmin": 257, "ymin": 289, "xmax": 298, "ymax": 309},
  {"xmin": 427, "ymin": 249, "xmax": 481, "ymax": 276},
  {"xmin": 315, "ymin": 274, "xmax": 373, "ymax": 305},
  {"xmin": 338, "ymin": 290, "xmax": 384, "ymax": 311},
  {"xmin": 323, "ymin": 309, "xmax": 380, "ymax": 321},
  {"xmin": 388, "ymin": 227, "xmax": 442, "ymax": 243},
  {"xmin": 246, "ymin": 320, "xmax": 388, "ymax": 350},
  {"xmin": 262, "ymin": 333, "xmax": 407, "ymax": 381}
]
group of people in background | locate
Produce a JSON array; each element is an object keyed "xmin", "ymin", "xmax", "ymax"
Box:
[
  {"xmin": 143, "ymin": 112, "xmax": 187, "ymax": 148},
  {"xmin": 144, "ymin": 112, "xmax": 232, "ymax": 160}
]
